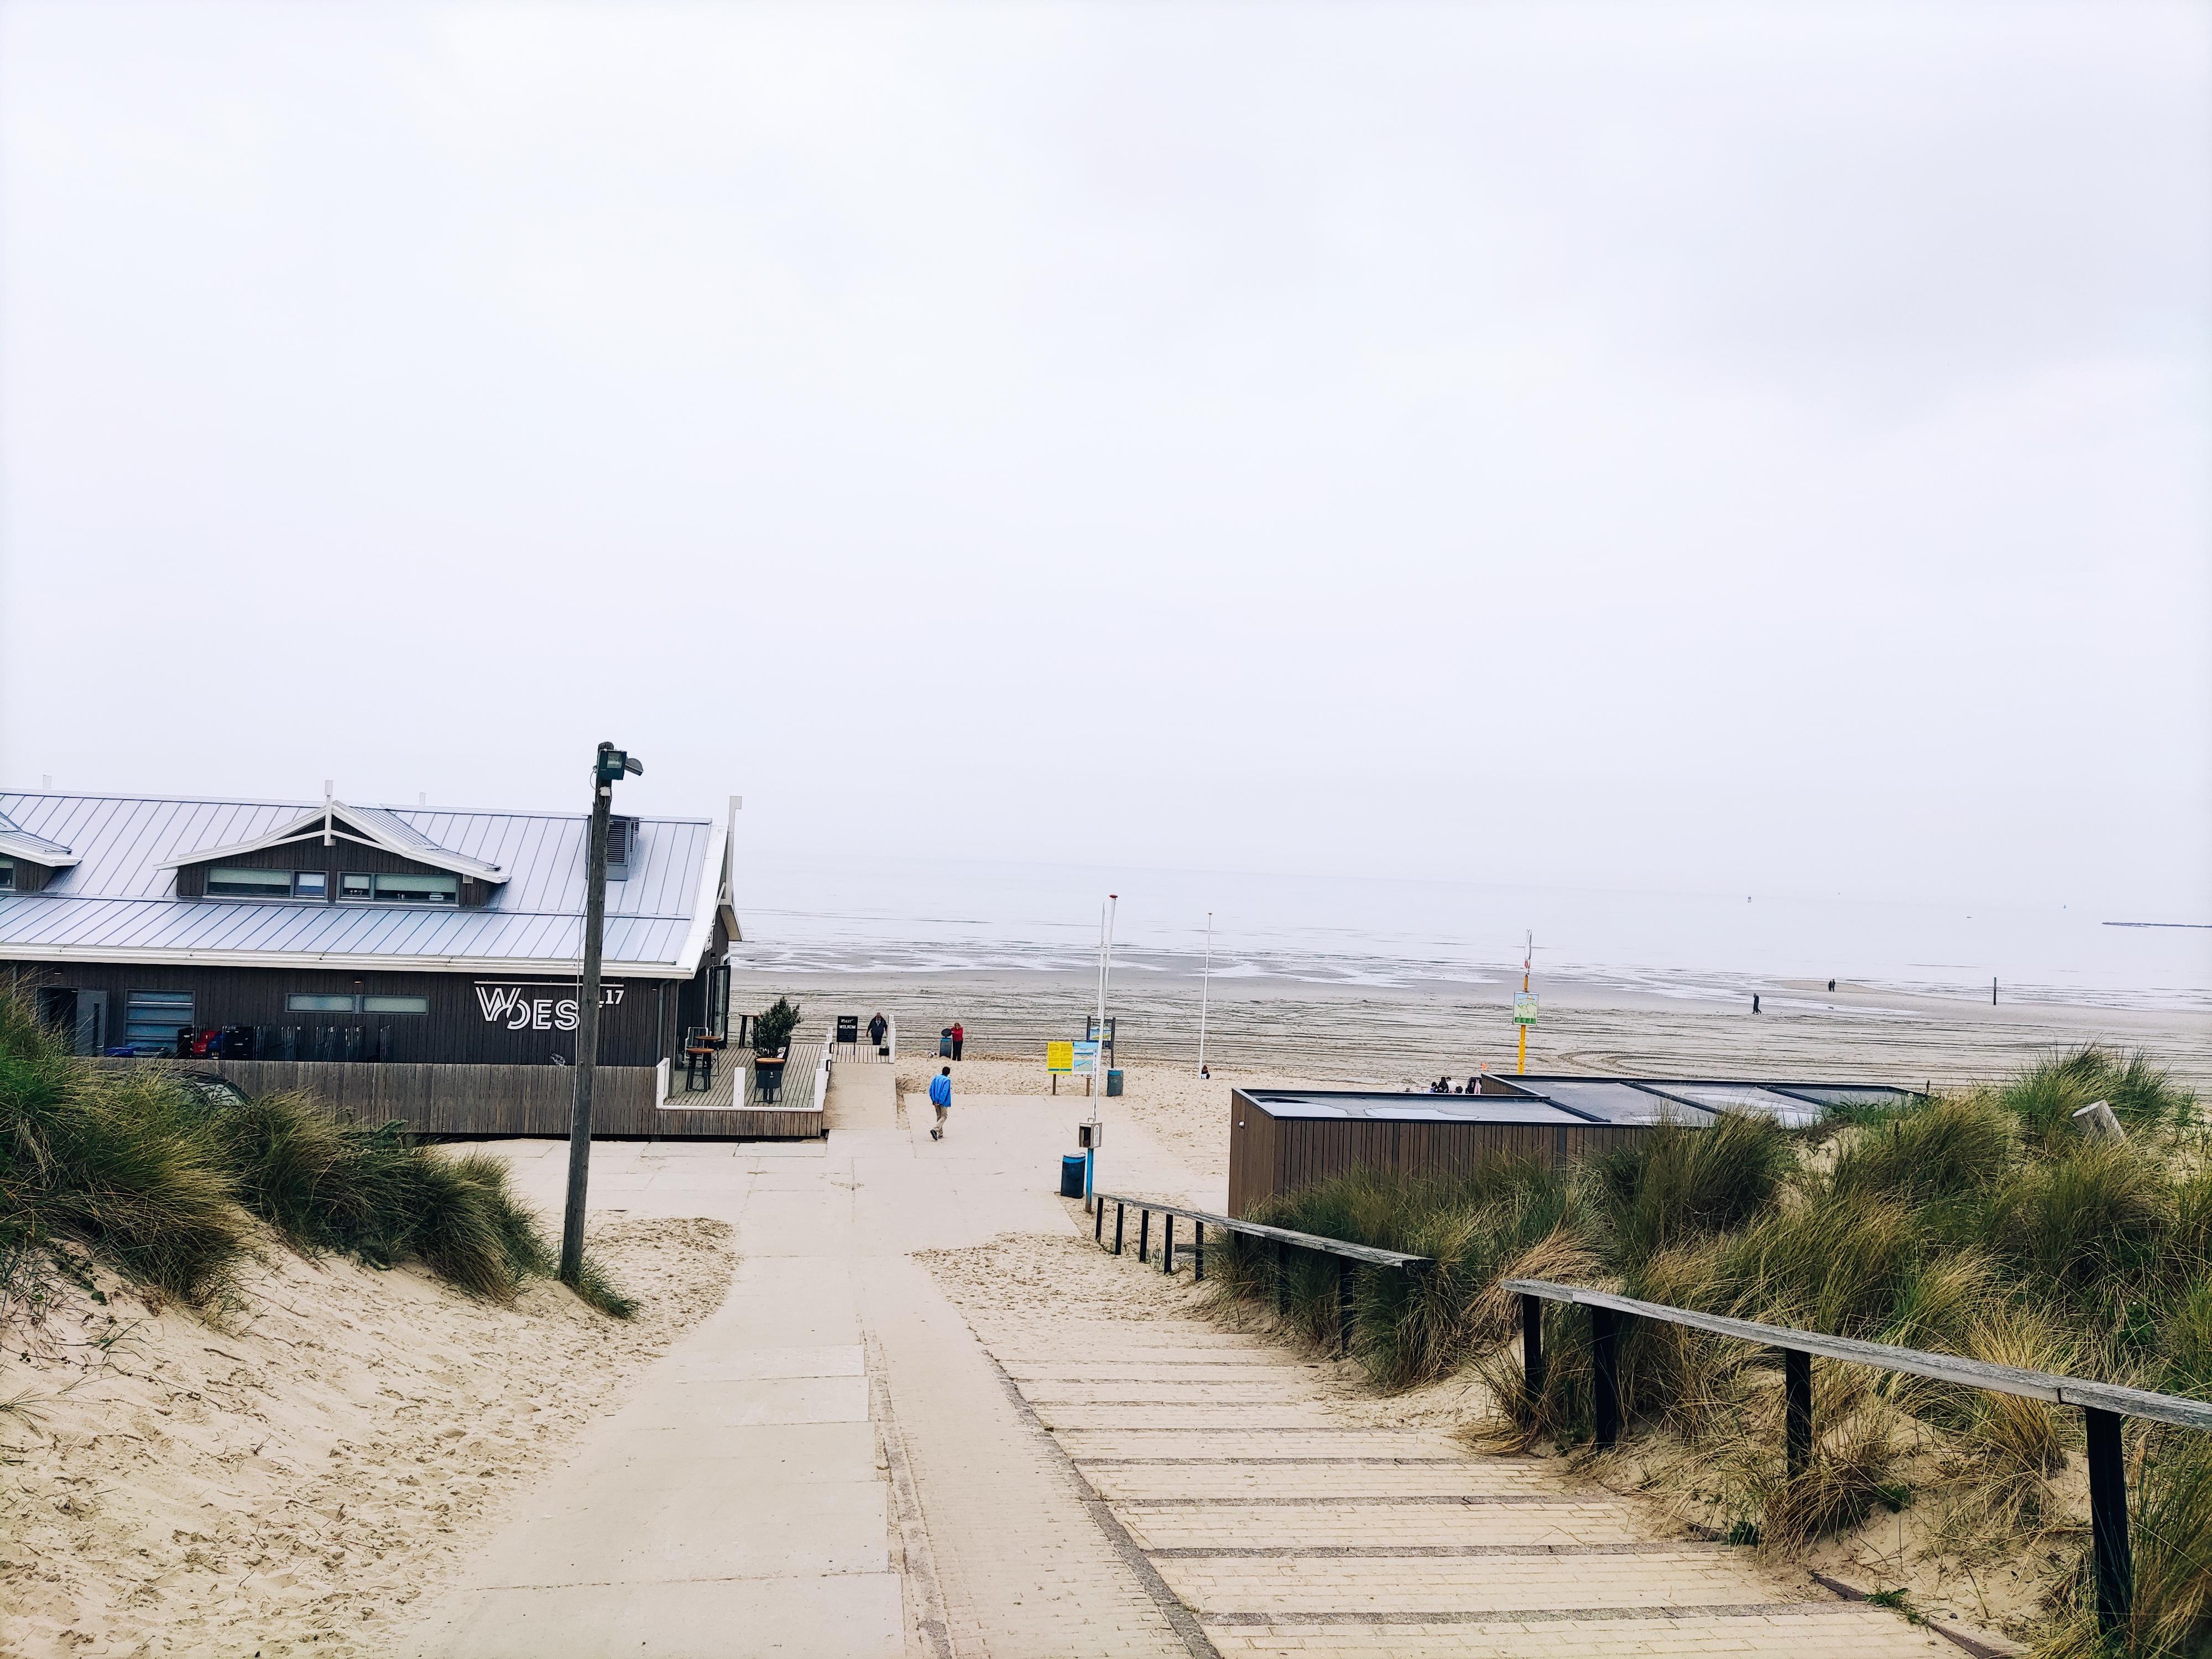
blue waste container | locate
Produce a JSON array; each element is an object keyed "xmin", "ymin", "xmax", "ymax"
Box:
[
  {"xmin": 1105, "ymin": 1068, "xmax": 1124, "ymax": 1098},
  {"xmin": 1059, "ymin": 1154, "xmax": 1087, "ymax": 1198}
]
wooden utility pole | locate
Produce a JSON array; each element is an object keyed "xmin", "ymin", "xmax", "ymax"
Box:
[{"xmin": 561, "ymin": 740, "xmax": 641, "ymax": 1289}]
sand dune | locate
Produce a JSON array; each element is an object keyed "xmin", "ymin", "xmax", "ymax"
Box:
[{"xmin": 1, "ymin": 1218, "xmax": 734, "ymax": 1659}]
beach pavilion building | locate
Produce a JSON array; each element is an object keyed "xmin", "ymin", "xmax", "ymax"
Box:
[{"xmin": 0, "ymin": 789, "xmax": 814, "ymax": 1136}]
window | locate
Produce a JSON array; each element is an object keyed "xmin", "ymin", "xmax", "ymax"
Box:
[
  {"xmin": 286, "ymin": 992, "xmax": 430, "ymax": 1015},
  {"xmin": 371, "ymin": 872, "xmax": 457, "ymax": 904},
  {"xmin": 125, "ymin": 988, "xmax": 194, "ymax": 1047},
  {"xmin": 338, "ymin": 871, "xmax": 457, "ymax": 903},
  {"xmin": 206, "ymin": 867, "xmax": 326, "ymax": 899},
  {"xmin": 0, "ymin": 857, "xmax": 12, "ymax": 891},
  {"xmin": 207, "ymin": 867, "xmax": 293, "ymax": 896}
]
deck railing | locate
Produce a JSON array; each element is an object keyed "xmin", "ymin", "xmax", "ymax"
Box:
[
  {"xmin": 1090, "ymin": 1191, "xmax": 1430, "ymax": 1354},
  {"xmin": 1505, "ymin": 1276, "xmax": 2212, "ymax": 1635}
]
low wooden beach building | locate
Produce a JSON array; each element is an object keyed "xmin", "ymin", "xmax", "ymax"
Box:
[
  {"xmin": 1229, "ymin": 1075, "xmax": 1920, "ymax": 1215},
  {"xmin": 0, "ymin": 788, "xmax": 825, "ymax": 1138}
]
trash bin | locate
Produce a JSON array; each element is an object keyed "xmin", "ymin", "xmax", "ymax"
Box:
[
  {"xmin": 1105, "ymin": 1068, "xmax": 1124, "ymax": 1098},
  {"xmin": 1059, "ymin": 1154, "xmax": 1087, "ymax": 1198},
  {"xmin": 938, "ymin": 1028, "xmax": 953, "ymax": 1058}
]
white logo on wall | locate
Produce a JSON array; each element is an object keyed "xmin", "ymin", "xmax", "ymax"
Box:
[{"xmin": 474, "ymin": 982, "xmax": 625, "ymax": 1032}]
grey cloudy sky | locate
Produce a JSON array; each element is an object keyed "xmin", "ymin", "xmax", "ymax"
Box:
[{"xmin": 2, "ymin": 2, "xmax": 2206, "ymax": 915}]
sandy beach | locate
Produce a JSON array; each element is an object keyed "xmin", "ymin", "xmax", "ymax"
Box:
[
  {"xmin": 0, "ymin": 1219, "xmax": 734, "ymax": 1659},
  {"xmin": 759, "ymin": 967, "xmax": 2212, "ymax": 1094}
]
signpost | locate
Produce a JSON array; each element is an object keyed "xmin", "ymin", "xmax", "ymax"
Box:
[{"xmin": 1514, "ymin": 931, "xmax": 1536, "ymax": 1075}]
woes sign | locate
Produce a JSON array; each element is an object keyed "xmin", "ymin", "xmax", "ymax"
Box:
[{"xmin": 474, "ymin": 982, "xmax": 625, "ymax": 1032}]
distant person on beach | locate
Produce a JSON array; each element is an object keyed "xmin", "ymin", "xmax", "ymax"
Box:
[
  {"xmin": 950, "ymin": 1021, "xmax": 965, "ymax": 1061},
  {"xmin": 868, "ymin": 1011, "xmax": 888, "ymax": 1049},
  {"xmin": 928, "ymin": 1066, "xmax": 953, "ymax": 1140},
  {"xmin": 1752, "ymin": 994, "xmax": 1761, "ymax": 1014}
]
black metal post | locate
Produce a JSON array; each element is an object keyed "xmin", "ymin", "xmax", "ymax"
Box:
[
  {"xmin": 1337, "ymin": 1259, "xmax": 1355, "ymax": 1355},
  {"xmin": 1193, "ymin": 1222, "xmax": 1204, "ymax": 1282},
  {"xmin": 1163, "ymin": 1213, "xmax": 1175, "ymax": 1275},
  {"xmin": 1783, "ymin": 1348, "xmax": 1812, "ymax": 1479},
  {"xmin": 1521, "ymin": 1294, "xmax": 1546, "ymax": 1409},
  {"xmin": 1590, "ymin": 1305, "xmax": 1621, "ymax": 1449},
  {"xmin": 560, "ymin": 743, "xmax": 618, "ymax": 1288},
  {"xmin": 1095, "ymin": 1199, "xmax": 1104, "ymax": 1243},
  {"xmin": 2085, "ymin": 1406, "xmax": 2133, "ymax": 1635},
  {"xmin": 1138, "ymin": 1208, "xmax": 1150, "ymax": 1265},
  {"xmin": 1114, "ymin": 1202, "xmax": 1125, "ymax": 1256}
]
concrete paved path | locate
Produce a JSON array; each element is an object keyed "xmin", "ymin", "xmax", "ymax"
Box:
[{"xmin": 406, "ymin": 1069, "xmax": 1212, "ymax": 1658}]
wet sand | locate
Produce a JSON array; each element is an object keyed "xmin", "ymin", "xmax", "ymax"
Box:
[{"xmin": 740, "ymin": 968, "xmax": 2212, "ymax": 1092}]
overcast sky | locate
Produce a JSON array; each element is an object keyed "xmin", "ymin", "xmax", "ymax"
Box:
[{"xmin": 2, "ymin": 2, "xmax": 2206, "ymax": 917}]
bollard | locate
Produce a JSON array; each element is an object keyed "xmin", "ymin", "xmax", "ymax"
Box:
[
  {"xmin": 1113, "ymin": 1202, "xmax": 1125, "ymax": 1256},
  {"xmin": 1138, "ymin": 1208, "xmax": 1150, "ymax": 1265},
  {"xmin": 1163, "ymin": 1213, "xmax": 1175, "ymax": 1275}
]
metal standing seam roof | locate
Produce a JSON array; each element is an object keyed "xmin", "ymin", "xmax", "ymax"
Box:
[
  {"xmin": 1242, "ymin": 1077, "xmax": 1919, "ymax": 1129},
  {"xmin": 0, "ymin": 809, "xmax": 80, "ymax": 868},
  {"xmin": 0, "ymin": 792, "xmax": 727, "ymax": 977}
]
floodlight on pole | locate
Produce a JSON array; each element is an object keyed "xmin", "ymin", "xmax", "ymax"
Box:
[{"xmin": 561, "ymin": 740, "xmax": 640, "ymax": 1290}]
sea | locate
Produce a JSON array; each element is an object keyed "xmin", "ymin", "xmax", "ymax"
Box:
[{"xmin": 728, "ymin": 854, "xmax": 2212, "ymax": 1015}]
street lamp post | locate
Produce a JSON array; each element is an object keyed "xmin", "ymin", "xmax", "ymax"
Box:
[{"xmin": 561, "ymin": 740, "xmax": 643, "ymax": 1290}]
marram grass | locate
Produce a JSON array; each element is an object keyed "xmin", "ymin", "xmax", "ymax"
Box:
[
  {"xmin": 0, "ymin": 988, "xmax": 632, "ymax": 1317},
  {"xmin": 1213, "ymin": 1046, "xmax": 2210, "ymax": 1658}
]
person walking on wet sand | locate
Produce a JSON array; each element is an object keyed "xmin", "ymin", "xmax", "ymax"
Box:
[
  {"xmin": 928, "ymin": 1065, "xmax": 953, "ymax": 1140},
  {"xmin": 949, "ymin": 1020, "xmax": 965, "ymax": 1061}
]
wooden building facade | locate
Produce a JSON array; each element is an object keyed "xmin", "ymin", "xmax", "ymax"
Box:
[{"xmin": 0, "ymin": 788, "xmax": 820, "ymax": 1139}]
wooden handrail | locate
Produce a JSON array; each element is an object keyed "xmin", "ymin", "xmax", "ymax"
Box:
[
  {"xmin": 1089, "ymin": 1191, "xmax": 1430, "ymax": 1358},
  {"xmin": 1091, "ymin": 1192, "xmax": 1430, "ymax": 1268},
  {"xmin": 1502, "ymin": 1279, "xmax": 2212, "ymax": 1432},
  {"xmin": 1505, "ymin": 1276, "xmax": 2212, "ymax": 1636}
]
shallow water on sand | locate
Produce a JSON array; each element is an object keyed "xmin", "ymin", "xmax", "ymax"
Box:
[{"xmin": 732, "ymin": 854, "xmax": 2211, "ymax": 1014}]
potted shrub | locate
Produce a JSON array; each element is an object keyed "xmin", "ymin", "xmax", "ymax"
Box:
[{"xmin": 751, "ymin": 997, "xmax": 801, "ymax": 1100}]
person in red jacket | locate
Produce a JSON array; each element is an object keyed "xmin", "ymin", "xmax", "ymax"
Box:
[{"xmin": 950, "ymin": 1021, "xmax": 964, "ymax": 1061}]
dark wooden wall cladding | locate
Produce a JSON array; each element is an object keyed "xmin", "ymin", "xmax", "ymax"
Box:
[
  {"xmin": 172, "ymin": 838, "xmax": 494, "ymax": 907},
  {"xmin": 4, "ymin": 859, "xmax": 55, "ymax": 894},
  {"xmin": 8, "ymin": 961, "xmax": 715, "ymax": 1067},
  {"xmin": 84, "ymin": 1057, "xmax": 825, "ymax": 1139},
  {"xmin": 1227, "ymin": 1089, "xmax": 1647, "ymax": 1217}
]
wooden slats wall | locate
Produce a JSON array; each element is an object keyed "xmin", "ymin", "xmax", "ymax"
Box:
[
  {"xmin": 1227, "ymin": 1089, "xmax": 1649, "ymax": 1217},
  {"xmin": 100, "ymin": 1057, "xmax": 825, "ymax": 1140}
]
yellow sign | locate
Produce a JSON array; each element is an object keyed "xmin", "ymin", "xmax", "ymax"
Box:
[{"xmin": 1047, "ymin": 1040, "xmax": 1074, "ymax": 1073}]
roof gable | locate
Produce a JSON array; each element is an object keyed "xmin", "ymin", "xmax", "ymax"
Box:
[
  {"xmin": 158, "ymin": 801, "xmax": 508, "ymax": 883},
  {"xmin": 0, "ymin": 810, "xmax": 79, "ymax": 869}
]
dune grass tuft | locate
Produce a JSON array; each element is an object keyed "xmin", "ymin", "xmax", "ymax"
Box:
[
  {"xmin": 1212, "ymin": 1046, "xmax": 2211, "ymax": 1653},
  {"xmin": 0, "ymin": 988, "xmax": 632, "ymax": 1317}
]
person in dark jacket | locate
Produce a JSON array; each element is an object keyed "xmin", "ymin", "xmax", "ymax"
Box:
[{"xmin": 867, "ymin": 1011, "xmax": 888, "ymax": 1050}]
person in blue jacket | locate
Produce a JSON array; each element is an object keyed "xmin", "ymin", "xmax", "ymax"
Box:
[{"xmin": 928, "ymin": 1065, "xmax": 953, "ymax": 1140}]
